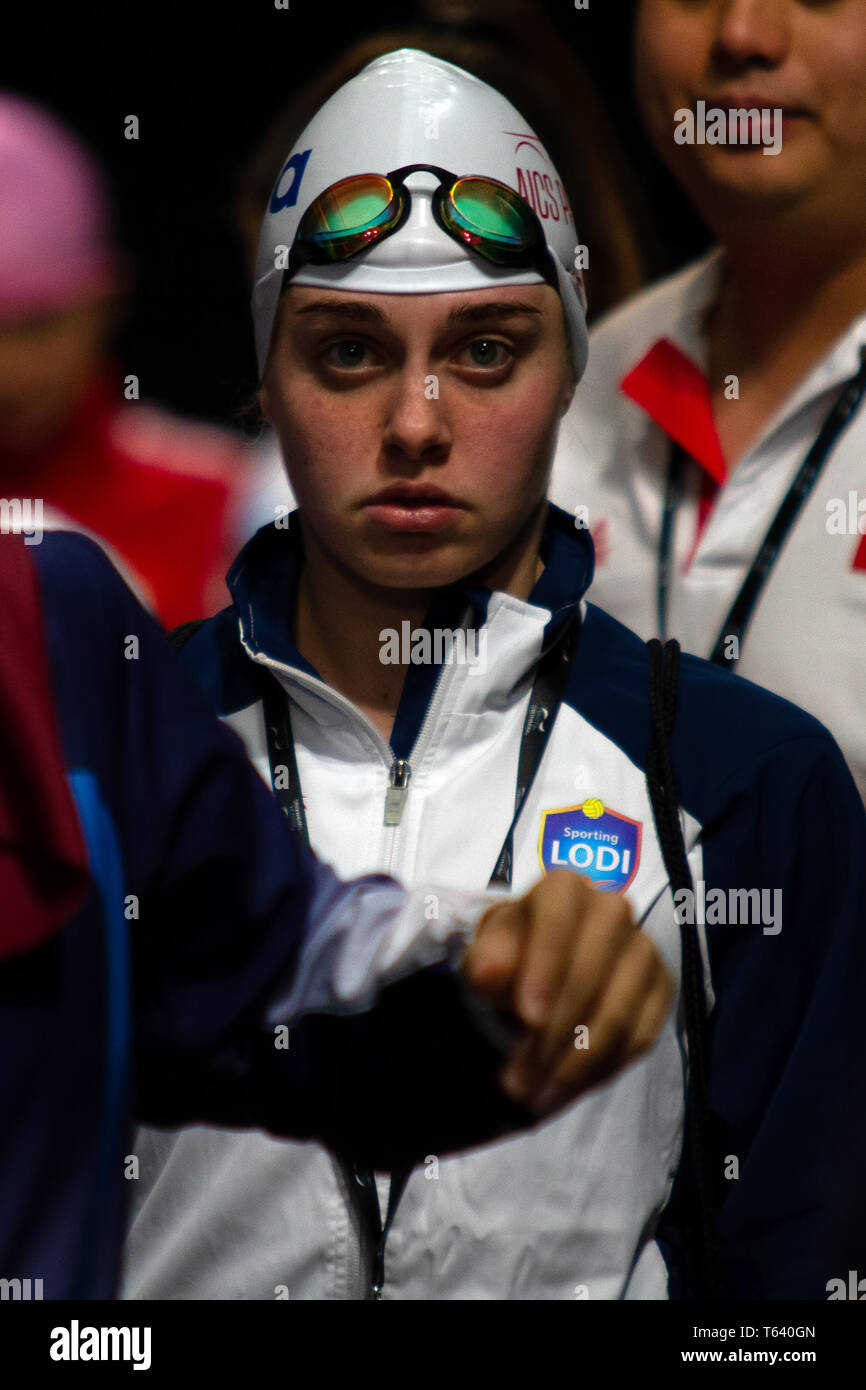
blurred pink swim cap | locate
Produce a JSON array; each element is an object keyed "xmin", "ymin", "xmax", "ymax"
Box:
[{"xmin": 0, "ymin": 93, "xmax": 118, "ymax": 320}]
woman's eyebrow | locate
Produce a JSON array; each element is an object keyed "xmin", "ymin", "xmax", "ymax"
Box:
[
  {"xmin": 446, "ymin": 302, "xmax": 543, "ymax": 323},
  {"xmin": 293, "ymin": 299, "xmax": 543, "ymax": 325},
  {"xmin": 295, "ymin": 300, "xmax": 390, "ymax": 323}
]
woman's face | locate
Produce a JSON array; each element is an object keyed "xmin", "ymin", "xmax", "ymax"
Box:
[
  {"xmin": 635, "ymin": 0, "xmax": 866, "ymax": 231},
  {"xmin": 259, "ymin": 282, "xmax": 574, "ymax": 593},
  {"xmin": 0, "ymin": 298, "xmax": 111, "ymax": 452}
]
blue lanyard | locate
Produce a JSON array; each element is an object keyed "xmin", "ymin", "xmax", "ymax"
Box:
[{"xmin": 657, "ymin": 349, "xmax": 866, "ymax": 668}]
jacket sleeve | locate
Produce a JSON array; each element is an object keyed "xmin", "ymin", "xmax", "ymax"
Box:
[
  {"xmin": 657, "ymin": 732, "xmax": 866, "ymax": 1299},
  {"xmin": 131, "ymin": 751, "xmax": 531, "ymax": 1168},
  {"xmin": 34, "ymin": 531, "xmax": 532, "ymax": 1167}
]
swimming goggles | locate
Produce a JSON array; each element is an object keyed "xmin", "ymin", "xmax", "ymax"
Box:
[{"xmin": 283, "ymin": 162, "xmax": 560, "ymax": 291}]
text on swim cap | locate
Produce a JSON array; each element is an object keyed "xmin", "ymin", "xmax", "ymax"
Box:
[{"xmin": 516, "ymin": 169, "xmax": 573, "ymax": 226}]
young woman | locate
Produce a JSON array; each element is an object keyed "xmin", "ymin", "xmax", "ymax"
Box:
[
  {"xmin": 123, "ymin": 49, "xmax": 866, "ymax": 1301},
  {"xmin": 0, "ymin": 526, "xmax": 665, "ymax": 1297}
]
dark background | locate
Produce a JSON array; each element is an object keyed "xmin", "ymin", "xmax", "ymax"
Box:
[{"xmin": 5, "ymin": 0, "xmax": 710, "ymax": 426}]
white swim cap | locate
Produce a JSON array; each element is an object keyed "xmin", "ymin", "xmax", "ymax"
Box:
[{"xmin": 253, "ymin": 48, "xmax": 588, "ymax": 382}]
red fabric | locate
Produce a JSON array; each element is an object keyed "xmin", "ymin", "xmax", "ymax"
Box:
[
  {"xmin": 0, "ymin": 534, "xmax": 91, "ymax": 959},
  {"xmin": 853, "ymin": 535, "xmax": 866, "ymax": 571},
  {"xmin": 0, "ymin": 372, "xmax": 237, "ymax": 629},
  {"xmin": 621, "ymin": 339, "xmax": 728, "ymax": 486},
  {"xmin": 621, "ymin": 338, "xmax": 728, "ymax": 566}
]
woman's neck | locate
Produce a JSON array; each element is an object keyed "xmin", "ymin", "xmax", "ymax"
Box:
[
  {"xmin": 292, "ymin": 503, "xmax": 548, "ymax": 740},
  {"xmin": 704, "ymin": 231, "xmax": 866, "ymax": 468},
  {"xmin": 710, "ymin": 234, "xmax": 866, "ymax": 375}
]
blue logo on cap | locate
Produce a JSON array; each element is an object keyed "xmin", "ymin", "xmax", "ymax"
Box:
[
  {"xmin": 538, "ymin": 800, "xmax": 641, "ymax": 893},
  {"xmin": 270, "ymin": 149, "xmax": 312, "ymax": 214}
]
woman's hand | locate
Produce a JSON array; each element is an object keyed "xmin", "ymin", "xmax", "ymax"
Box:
[{"xmin": 462, "ymin": 869, "xmax": 675, "ymax": 1117}]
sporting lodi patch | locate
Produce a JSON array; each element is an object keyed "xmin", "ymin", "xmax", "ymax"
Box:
[{"xmin": 538, "ymin": 800, "xmax": 642, "ymax": 893}]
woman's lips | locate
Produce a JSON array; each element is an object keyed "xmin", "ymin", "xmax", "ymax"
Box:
[
  {"xmin": 363, "ymin": 499, "xmax": 464, "ymax": 533},
  {"xmin": 695, "ymin": 97, "xmax": 811, "ymax": 129},
  {"xmin": 699, "ymin": 93, "xmax": 810, "ymax": 114}
]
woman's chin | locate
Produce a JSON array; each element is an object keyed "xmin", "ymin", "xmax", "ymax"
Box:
[{"xmin": 355, "ymin": 548, "xmax": 478, "ymax": 595}]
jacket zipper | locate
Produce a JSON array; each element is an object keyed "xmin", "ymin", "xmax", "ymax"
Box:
[
  {"xmin": 247, "ymin": 635, "xmax": 463, "ymax": 1299},
  {"xmin": 379, "ymin": 646, "xmax": 456, "ymax": 876},
  {"xmin": 383, "ymin": 759, "xmax": 411, "ymax": 827},
  {"xmin": 371, "ymin": 645, "xmax": 460, "ymax": 1293},
  {"xmin": 250, "ymin": 624, "xmax": 460, "ymax": 870}
]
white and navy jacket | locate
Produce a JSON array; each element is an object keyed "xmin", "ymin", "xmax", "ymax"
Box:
[
  {"xmin": 2, "ymin": 531, "xmax": 539, "ymax": 1299},
  {"xmin": 123, "ymin": 502, "xmax": 866, "ymax": 1300}
]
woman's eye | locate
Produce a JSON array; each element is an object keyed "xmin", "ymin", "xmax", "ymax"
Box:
[
  {"xmin": 324, "ymin": 340, "xmax": 373, "ymax": 369},
  {"xmin": 460, "ymin": 338, "xmax": 512, "ymax": 368}
]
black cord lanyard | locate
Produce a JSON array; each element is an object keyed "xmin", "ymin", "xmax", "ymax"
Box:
[
  {"xmin": 260, "ymin": 611, "xmax": 580, "ymax": 1297},
  {"xmin": 657, "ymin": 350, "xmax": 866, "ymax": 667}
]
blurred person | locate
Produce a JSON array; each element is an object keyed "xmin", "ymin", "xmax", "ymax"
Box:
[
  {"xmin": 229, "ymin": 7, "xmax": 659, "ymax": 539},
  {"xmin": 120, "ymin": 49, "xmax": 866, "ymax": 1302},
  {"xmin": 549, "ymin": 0, "xmax": 866, "ymax": 802},
  {"xmin": 0, "ymin": 525, "xmax": 672, "ymax": 1297},
  {"xmin": 0, "ymin": 92, "xmax": 246, "ymax": 628}
]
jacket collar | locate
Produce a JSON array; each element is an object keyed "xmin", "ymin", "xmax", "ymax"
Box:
[{"xmin": 227, "ymin": 500, "xmax": 595, "ymax": 675}]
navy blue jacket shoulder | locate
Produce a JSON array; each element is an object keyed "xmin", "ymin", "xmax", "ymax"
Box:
[{"xmin": 0, "ymin": 531, "xmax": 529, "ymax": 1298}]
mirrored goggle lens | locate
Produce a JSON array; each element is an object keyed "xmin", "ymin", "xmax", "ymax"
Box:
[
  {"xmin": 296, "ymin": 174, "xmax": 399, "ymax": 259},
  {"xmin": 447, "ymin": 178, "xmax": 536, "ymax": 250}
]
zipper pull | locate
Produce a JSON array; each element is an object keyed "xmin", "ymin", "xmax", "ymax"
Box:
[
  {"xmin": 383, "ymin": 759, "xmax": 411, "ymax": 826},
  {"xmin": 373, "ymin": 1230, "xmax": 386, "ymax": 1300}
]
